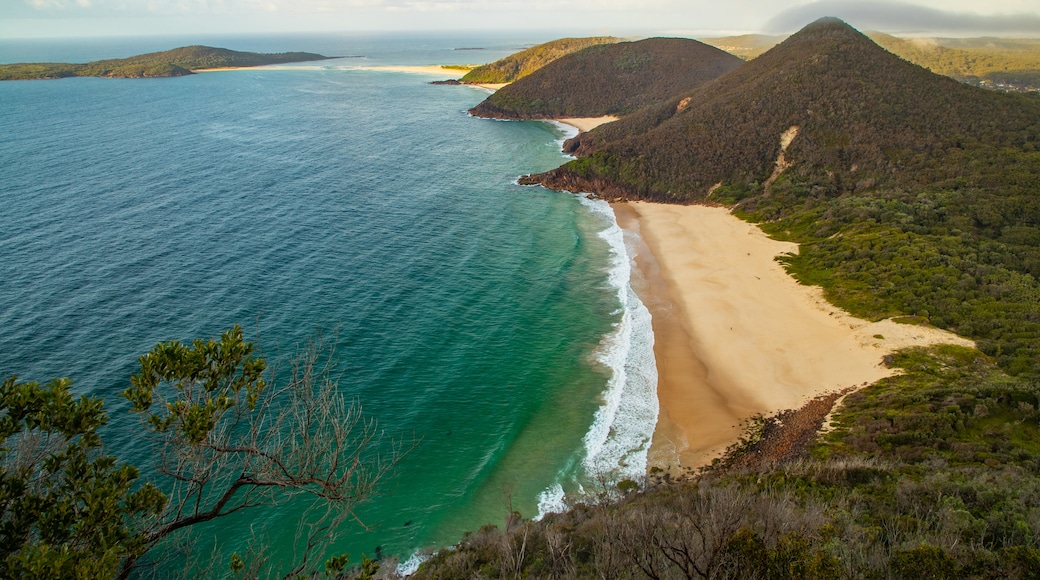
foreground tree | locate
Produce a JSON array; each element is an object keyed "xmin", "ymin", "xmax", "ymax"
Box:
[
  {"xmin": 0, "ymin": 377, "xmax": 166, "ymax": 578},
  {"xmin": 1, "ymin": 325, "xmax": 400, "ymax": 579}
]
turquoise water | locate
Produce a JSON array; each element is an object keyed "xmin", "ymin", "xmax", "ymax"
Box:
[{"xmin": 0, "ymin": 34, "xmax": 656, "ymax": 573}]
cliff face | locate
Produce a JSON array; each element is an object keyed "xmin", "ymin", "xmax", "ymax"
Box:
[{"xmin": 469, "ymin": 38, "xmax": 743, "ymax": 119}]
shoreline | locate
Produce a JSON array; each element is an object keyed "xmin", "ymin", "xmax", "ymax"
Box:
[
  {"xmin": 614, "ymin": 202, "xmax": 975, "ymax": 473},
  {"xmin": 554, "ymin": 116, "xmax": 618, "ymax": 132}
]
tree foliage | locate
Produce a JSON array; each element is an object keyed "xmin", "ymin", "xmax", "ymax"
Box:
[
  {"xmin": 0, "ymin": 377, "xmax": 165, "ymax": 578},
  {"xmin": 1, "ymin": 326, "xmax": 398, "ymax": 578}
]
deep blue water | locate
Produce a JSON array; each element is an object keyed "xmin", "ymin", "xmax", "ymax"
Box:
[{"xmin": 0, "ymin": 34, "xmax": 655, "ymax": 574}]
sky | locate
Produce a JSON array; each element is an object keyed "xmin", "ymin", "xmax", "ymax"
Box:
[{"xmin": 2, "ymin": 0, "xmax": 1040, "ymax": 39}]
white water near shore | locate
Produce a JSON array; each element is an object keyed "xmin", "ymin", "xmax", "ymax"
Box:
[
  {"xmin": 547, "ymin": 120, "xmax": 579, "ymax": 153},
  {"xmin": 521, "ymin": 120, "xmax": 659, "ymax": 519},
  {"xmin": 534, "ymin": 196, "xmax": 659, "ymax": 520},
  {"xmin": 578, "ymin": 198, "xmax": 659, "ymax": 482}
]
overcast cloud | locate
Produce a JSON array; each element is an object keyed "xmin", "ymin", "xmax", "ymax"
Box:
[
  {"xmin": 2, "ymin": 0, "xmax": 1039, "ymax": 38},
  {"xmin": 766, "ymin": 1, "xmax": 1040, "ymax": 34}
]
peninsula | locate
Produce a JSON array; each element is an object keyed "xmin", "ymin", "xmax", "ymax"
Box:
[{"xmin": 0, "ymin": 45, "xmax": 331, "ymax": 80}]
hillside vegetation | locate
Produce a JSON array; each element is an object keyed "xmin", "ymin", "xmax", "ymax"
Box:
[
  {"xmin": 525, "ymin": 18, "xmax": 1040, "ymax": 378},
  {"xmin": 468, "ymin": 38, "xmax": 743, "ymax": 119},
  {"xmin": 0, "ymin": 46, "xmax": 330, "ymax": 80},
  {"xmin": 868, "ymin": 33, "xmax": 1040, "ymax": 90},
  {"xmin": 699, "ymin": 32, "xmax": 1040, "ymax": 90},
  {"xmin": 459, "ymin": 37, "xmax": 620, "ymax": 84}
]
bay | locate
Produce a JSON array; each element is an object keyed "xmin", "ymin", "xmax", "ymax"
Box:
[{"xmin": 0, "ymin": 33, "xmax": 656, "ymax": 572}]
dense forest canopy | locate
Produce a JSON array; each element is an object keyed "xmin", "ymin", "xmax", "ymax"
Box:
[
  {"xmin": 468, "ymin": 38, "xmax": 744, "ymax": 119},
  {"xmin": 866, "ymin": 33, "xmax": 1040, "ymax": 90},
  {"xmin": 458, "ymin": 37, "xmax": 620, "ymax": 84},
  {"xmin": 0, "ymin": 46, "xmax": 330, "ymax": 80}
]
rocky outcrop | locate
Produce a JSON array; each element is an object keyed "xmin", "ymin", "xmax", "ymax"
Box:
[{"xmin": 518, "ymin": 168, "xmax": 640, "ymax": 202}]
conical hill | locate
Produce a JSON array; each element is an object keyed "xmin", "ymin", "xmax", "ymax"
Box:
[{"xmin": 469, "ymin": 37, "xmax": 743, "ymax": 119}]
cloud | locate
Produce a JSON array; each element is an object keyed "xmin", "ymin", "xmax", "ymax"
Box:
[
  {"xmin": 764, "ymin": 0, "xmax": 1040, "ymax": 34},
  {"xmin": 27, "ymin": 0, "xmax": 75, "ymax": 8}
]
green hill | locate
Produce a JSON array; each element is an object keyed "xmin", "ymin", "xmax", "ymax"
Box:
[
  {"xmin": 697, "ymin": 33, "xmax": 788, "ymax": 59},
  {"xmin": 468, "ymin": 38, "xmax": 743, "ymax": 119},
  {"xmin": 524, "ymin": 18, "xmax": 1040, "ymax": 375},
  {"xmin": 867, "ymin": 33, "xmax": 1040, "ymax": 90},
  {"xmin": 459, "ymin": 37, "xmax": 620, "ymax": 84},
  {"xmin": 699, "ymin": 32, "xmax": 1040, "ymax": 90},
  {"xmin": 0, "ymin": 45, "xmax": 330, "ymax": 80}
]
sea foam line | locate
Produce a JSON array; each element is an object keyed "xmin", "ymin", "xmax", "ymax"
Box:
[
  {"xmin": 578, "ymin": 197, "xmax": 659, "ymax": 483},
  {"xmin": 545, "ymin": 121, "xmax": 580, "ymax": 159},
  {"xmin": 535, "ymin": 196, "xmax": 659, "ymax": 520}
]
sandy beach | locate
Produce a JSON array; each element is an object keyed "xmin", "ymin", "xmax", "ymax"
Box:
[
  {"xmin": 364, "ymin": 65, "xmax": 470, "ymax": 76},
  {"xmin": 555, "ymin": 116, "xmax": 618, "ymax": 132},
  {"xmin": 614, "ymin": 202, "xmax": 974, "ymax": 472},
  {"xmin": 193, "ymin": 66, "xmax": 261, "ymax": 72}
]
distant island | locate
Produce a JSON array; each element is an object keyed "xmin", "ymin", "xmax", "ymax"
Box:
[{"xmin": 0, "ymin": 45, "xmax": 331, "ymax": 81}]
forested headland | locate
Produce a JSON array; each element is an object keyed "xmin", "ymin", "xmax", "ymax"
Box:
[
  {"xmin": 458, "ymin": 37, "xmax": 620, "ymax": 84},
  {"xmin": 6, "ymin": 18, "xmax": 1040, "ymax": 578},
  {"xmin": 0, "ymin": 46, "xmax": 330, "ymax": 80},
  {"xmin": 468, "ymin": 38, "xmax": 743, "ymax": 119}
]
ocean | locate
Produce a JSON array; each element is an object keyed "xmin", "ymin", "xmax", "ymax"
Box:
[{"xmin": 0, "ymin": 32, "xmax": 656, "ymax": 573}]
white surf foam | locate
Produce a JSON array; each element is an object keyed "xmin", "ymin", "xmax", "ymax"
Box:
[
  {"xmin": 533, "ymin": 196, "xmax": 659, "ymax": 519},
  {"xmin": 397, "ymin": 552, "xmax": 427, "ymax": 577},
  {"xmin": 545, "ymin": 121, "xmax": 579, "ymax": 159},
  {"xmin": 535, "ymin": 483, "xmax": 567, "ymax": 521},
  {"xmin": 578, "ymin": 196, "xmax": 659, "ymax": 485}
]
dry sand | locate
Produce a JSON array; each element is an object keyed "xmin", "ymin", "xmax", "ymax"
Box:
[
  {"xmin": 614, "ymin": 202, "xmax": 974, "ymax": 472},
  {"xmin": 193, "ymin": 66, "xmax": 262, "ymax": 72},
  {"xmin": 364, "ymin": 65, "xmax": 471, "ymax": 76},
  {"xmin": 555, "ymin": 116, "xmax": 618, "ymax": 132}
]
